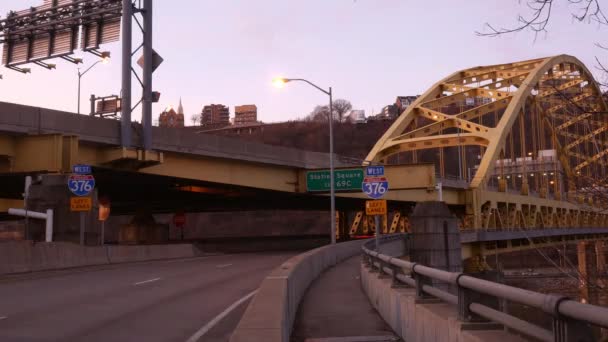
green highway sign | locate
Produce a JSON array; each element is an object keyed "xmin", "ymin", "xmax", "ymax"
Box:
[{"xmin": 306, "ymin": 169, "xmax": 364, "ymax": 192}]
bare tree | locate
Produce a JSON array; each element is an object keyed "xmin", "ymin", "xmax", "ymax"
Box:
[
  {"xmin": 307, "ymin": 105, "xmax": 330, "ymax": 122},
  {"xmin": 332, "ymin": 99, "xmax": 353, "ymax": 122},
  {"xmin": 477, "ymin": 0, "xmax": 607, "ymax": 85},
  {"xmin": 190, "ymin": 114, "xmax": 200, "ymax": 126},
  {"xmin": 306, "ymin": 100, "xmax": 352, "ymax": 122}
]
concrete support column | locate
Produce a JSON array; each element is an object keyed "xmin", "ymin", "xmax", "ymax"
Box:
[{"xmin": 409, "ymin": 201, "xmax": 462, "ymax": 293}]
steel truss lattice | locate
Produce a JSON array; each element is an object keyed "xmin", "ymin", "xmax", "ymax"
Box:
[{"xmin": 366, "ymin": 55, "xmax": 608, "ymax": 230}]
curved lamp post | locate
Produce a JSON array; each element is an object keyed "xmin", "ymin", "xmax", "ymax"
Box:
[
  {"xmin": 77, "ymin": 51, "xmax": 110, "ymax": 114},
  {"xmin": 273, "ymin": 77, "xmax": 336, "ymax": 244}
]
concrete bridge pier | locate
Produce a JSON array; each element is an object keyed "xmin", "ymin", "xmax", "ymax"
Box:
[{"xmin": 409, "ymin": 201, "xmax": 462, "ymax": 293}]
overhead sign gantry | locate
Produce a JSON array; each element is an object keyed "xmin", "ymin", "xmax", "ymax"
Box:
[{"xmin": 0, "ymin": 0, "xmax": 160, "ymax": 151}]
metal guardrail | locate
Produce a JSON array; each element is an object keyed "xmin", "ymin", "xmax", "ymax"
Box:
[{"xmin": 362, "ymin": 236, "xmax": 608, "ymax": 342}]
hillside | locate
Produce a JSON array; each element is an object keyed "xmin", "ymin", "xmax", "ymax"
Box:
[{"xmin": 203, "ymin": 120, "xmax": 396, "ymax": 161}]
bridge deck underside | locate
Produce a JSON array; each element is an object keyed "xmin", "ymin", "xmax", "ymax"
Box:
[{"xmin": 0, "ymin": 168, "xmax": 372, "ymax": 217}]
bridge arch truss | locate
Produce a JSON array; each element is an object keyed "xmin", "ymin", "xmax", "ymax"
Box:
[{"xmin": 366, "ymin": 55, "xmax": 608, "ymax": 230}]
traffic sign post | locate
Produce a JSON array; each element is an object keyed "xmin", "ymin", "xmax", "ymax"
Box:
[
  {"xmin": 72, "ymin": 164, "xmax": 92, "ymax": 175},
  {"xmin": 68, "ymin": 165, "xmax": 95, "ymax": 245},
  {"xmin": 98, "ymin": 197, "xmax": 111, "ymax": 246},
  {"xmin": 70, "ymin": 197, "xmax": 92, "ymax": 211},
  {"xmin": 365, "ymin": 200, "xmax": 387, "ymax": 216},
  {"xmin": 362, "ymin": 166, "xmax": 389, "ymax": 252},
  {"xmin": 306, "ymin": 169, "xmax": 364, "ymax": 192},
  {"xmin": 68, "ymin": 174, "xmax": 95, "ymax": 197},
  {"xmin": 173, "ymin": 212, "xmax": 186, "ymax": 240}
]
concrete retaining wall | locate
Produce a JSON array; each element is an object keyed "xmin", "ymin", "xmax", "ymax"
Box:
[
  {"xmin": 0, "ymin": 241, "xmax": 202, "ymax": 276},
  {"xmin": 360, "ymin": 262, "xmax": 527, "ymax": 342},
  {"xmin": 229, "ymin": 239, "xmax": 367, "ymax": 342}
]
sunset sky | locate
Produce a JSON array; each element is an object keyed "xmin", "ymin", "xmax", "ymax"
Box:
[{"xmin": 1, "ymin": 0, "xmax": 605, "ymax": 124}]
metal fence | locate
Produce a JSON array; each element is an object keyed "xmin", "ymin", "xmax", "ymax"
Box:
[{"xmin": 362, "ymin": 236, "xmax": 608, "ymax": 342}]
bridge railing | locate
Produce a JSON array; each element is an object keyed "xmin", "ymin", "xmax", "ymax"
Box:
[{"xmin": 362, "ymin": 237, "xmax": 608, "ymax": 342}]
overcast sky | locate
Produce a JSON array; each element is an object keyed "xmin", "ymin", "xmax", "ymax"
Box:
[{"xmin": 0, "ymin": 0, "xmax": 605, "ymax": 124}]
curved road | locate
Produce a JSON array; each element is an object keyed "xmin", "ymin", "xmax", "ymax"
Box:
[{"xmin": 0, "ymin": 252, "xmax": 293, "ymax": 342}]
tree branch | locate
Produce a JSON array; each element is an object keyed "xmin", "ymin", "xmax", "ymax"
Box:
[{"xmin": 477, "ymin": 0, "xmax": 553, "ymax": 37}]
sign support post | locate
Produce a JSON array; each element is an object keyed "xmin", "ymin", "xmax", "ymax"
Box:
[
  {"xmin": 142, "ymin": 0, "xmax": 153, "ymax": 150},
  {"xmin": 98, "ymin": 196, "xmax": 110, "ymax": 246},
  {"xmin": 121, "ymin": 0, "xmax": 132, "ymax": 148},
  {"xmin": 69, "ymin": 165, "xmax": 95, "ymax": 246},
  {"xmin": 80, "ymin": 212, "xmax": 85, "ymax": 245},
  {"xmin": 362, "ymin": 165, "xmax": 389, "ymax": 253},
  {"xmin": 100, "ymin": 221, "xmax": 105, "ymax": 246},
  {"xmin": 375, "ymin": 215, "xmax": 381, "ymax": 252}
]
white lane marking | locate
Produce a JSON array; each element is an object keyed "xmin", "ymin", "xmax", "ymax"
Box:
[
  {"xmin": 166, "ymin": 255, "xmax": 219, "ymax": 264},
  {"xmin": 266, "ymin": 276, "xmax": 288, "ymax": 279},
  {"xmin": 134, "ymin": 277, "xmax": 161, "ymax": 286},
  {"xmin": 0, "ymin": 316, "xmax": 7, "ymax": 321},
  {"xmin": 216, "ymin": 263, "xmax": 232, "ymax": 268},
  {"xmin": 185, "ymin": 290, "xmax": 257, "ymax": 342}
]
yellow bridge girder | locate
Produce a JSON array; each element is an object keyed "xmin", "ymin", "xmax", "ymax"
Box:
[
  {"xmin": 0, "ymin": 132, "xmax": 440, "ymax": 201},
  {"xmin": 364, "ymin": 55, "xmax": 608, "ymax": 230}
]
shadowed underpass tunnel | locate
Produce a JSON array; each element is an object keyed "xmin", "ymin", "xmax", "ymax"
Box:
[{"xmin": 0, "ymin": 167, "xmax": 417, "ymax": 223}]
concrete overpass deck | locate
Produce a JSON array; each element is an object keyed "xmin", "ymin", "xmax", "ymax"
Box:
[
  {"xmin": 0, "ymin": 101, "xmax": 444, "ymax": 216},
  {"xmin": 0, "ymin": 101, "xmax": 344, "ymax": 170}
]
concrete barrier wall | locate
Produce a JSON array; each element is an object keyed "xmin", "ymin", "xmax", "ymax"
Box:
[
  {"xmin": 106, "ymin": 244, "xmax": 198, "ymax": 263},
  {"xmin": 230, "ymin": 239, "xmax": 367, "ymax": 342},
  {"xmin": 360, "ymin": 262, "xmax": 527, "ymax": 342},
  {"xmin": 0, "ymin": 241, "xmax": 201, "ymax": 276}
]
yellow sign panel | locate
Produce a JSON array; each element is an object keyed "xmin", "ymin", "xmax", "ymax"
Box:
[
  {"xmin": 366, "ymin": 200, "xmax": 387, "ymax": 216},
  {"xmin": 71, "ymin": 197, "xmax": 92, "ymax": 212}
]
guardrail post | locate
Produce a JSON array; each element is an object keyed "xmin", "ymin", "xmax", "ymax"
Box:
[
  {"xmin": 552, "ymin": 317, "xmax": 594, "ymax": 342},
  {"xmin": 412, "ymin": 264, "xmax": 431, "ymax": 300},
  {"xmin": 369, "ymin": 257, "xmax": 379, "ymax": 273},
  {"xmin": 362, "ymin": 254, "xmax": 371, "ymax": 267},
  {"xmin": 548, "ymin": 295, "xmax": 594, "ymax": 342},
  {"xmin": 378, "ymin": 259, "xmax": 390, "ymax": 279},
  {"xmin": 456, "ymin": 273, "xmax": 485, "ymax": 322},
  {"xmin": 390, "ymin": 264, "xmax": 405, "ymax": 288}
]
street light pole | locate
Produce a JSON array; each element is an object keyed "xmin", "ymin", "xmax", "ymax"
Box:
[
  {"xmin": 328, "ymin": 86, "xmax": 336, "ymax": 244},
  {"xmin": 273, "ymin": 78, "xmax": 336, "ymax": 244},
  {"xmin": 77, "ymin": 59, "xmax": 104, "ymax": 114}
]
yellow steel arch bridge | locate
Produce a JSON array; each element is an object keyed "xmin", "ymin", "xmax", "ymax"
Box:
[{"xmin": 365, "ymin": 55, "xmax": 608, "ymax": 231}]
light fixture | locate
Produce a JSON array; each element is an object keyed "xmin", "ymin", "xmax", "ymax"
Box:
[{"xmin": 272, "ymin": 77, "xmax": 287, "ymax": 88}]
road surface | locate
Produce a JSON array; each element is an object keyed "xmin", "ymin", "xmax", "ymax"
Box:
[{"xmin": 0, "ymin": 252, "xmax": 293, "ymax": 342}]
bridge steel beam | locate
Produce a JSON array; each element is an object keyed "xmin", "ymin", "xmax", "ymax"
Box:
[{"xmin": 365, "ymin": 55, "xmax": 608, "ymax": 231}]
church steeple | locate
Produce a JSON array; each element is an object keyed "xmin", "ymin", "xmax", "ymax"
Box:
[{"xmin": 177, "ymin": 97, "xmax": 184, "ymax": 115}]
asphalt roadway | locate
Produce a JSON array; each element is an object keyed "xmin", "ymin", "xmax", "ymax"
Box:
[{"xmin": 0, "ymin": 252, "xmax": 294, "ymax": 342}]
